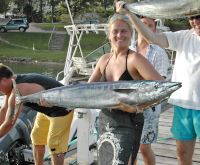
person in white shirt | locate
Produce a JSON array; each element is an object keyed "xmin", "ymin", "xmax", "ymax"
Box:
[{"xmin": 116, "ymin": 1, "xmax": 200, "ymax": 165}]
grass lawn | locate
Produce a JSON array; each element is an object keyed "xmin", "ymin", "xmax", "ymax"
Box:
[
  {"xmin": 0, "ymin": 31, "xmax": 108, "ymax": 63},
  {"xmin": 35, "ymin": 23, "xmax": 71, "ymax": 31},
  {"xmin": 0, "ymin": 20, "xmax": 190, "ymax": 63}
]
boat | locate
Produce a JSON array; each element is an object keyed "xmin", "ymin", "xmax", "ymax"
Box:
[{"xmin": 0, "ymin": 1, "xmax": 175, "ymax": 165}]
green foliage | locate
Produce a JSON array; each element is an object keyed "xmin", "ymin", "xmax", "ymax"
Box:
[
  {"xmin": 0, "ymin": 0, "xmax": 10, "ymax": 14},
  {"xmin": 43, "ymin": 14, "xmax": 52, "ymax": 23},
  {"xmin": 95, "ymin": 7, "xmax": 104, "ymax": 14},
  {"xmin": 99, "ymin": 0, "xmax": 114, "ymax": 12},
  {"xmin": 46, "ymin": 0, "xmax": 64, "ymax": 22},
  {"xmin": 56, "ymin": 2, "xmax": 68, "ymax": 14},
  {"xmin": 13, "ymin": 0, "xmax": 26, "ymax": 12},
  {"xmin": 101, "ymin": 9, "xmax": 114, "ymax": 18},
  {"xmin": 44, "ymin": 12, "xmax": 61, "ymax": 23},
  {"xmin": 11, "ymin": 0, "xmax": 114, "ymax": 23},
  {"xmin": 164, "ymin": 19, "xmax": 191, "ymax": 32},
  {"xmin": 60, "ymin": 14, "xmax": 71, "ymax": 23},
  {"xmin": 23, "ymin": 3, "xmax": 33, "ymax": 22}
]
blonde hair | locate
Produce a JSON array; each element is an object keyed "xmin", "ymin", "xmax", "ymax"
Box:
[
  {"xmin": 108, "ymin": 14, "xmax": 133, "ymax": 51},
  {"xmin": 108, "ymin": 14, "xmax": 133, "ymax": 32}
]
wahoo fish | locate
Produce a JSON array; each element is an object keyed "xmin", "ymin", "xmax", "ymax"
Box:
[
  {"xmin": 12, "ymin": 79, "xmax": 181, "ymax": 122},
  {"xmin": 123, "ymin": 0, "xmax": 200, "ymax": 19}
]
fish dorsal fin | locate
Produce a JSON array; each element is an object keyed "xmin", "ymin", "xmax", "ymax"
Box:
[{"xmin": 113, "ymin": 89, "xmax": 136, "ymax": 94}]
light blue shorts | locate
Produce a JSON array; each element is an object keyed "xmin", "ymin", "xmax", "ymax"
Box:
[{"xmin": 171, "ymin": 106, "xmax": 200, "ymax": 141}]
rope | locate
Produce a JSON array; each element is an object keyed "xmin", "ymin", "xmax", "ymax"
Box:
[{"xmin": 157, "ymin": 136, "xmax": 174, "ymax": 142}]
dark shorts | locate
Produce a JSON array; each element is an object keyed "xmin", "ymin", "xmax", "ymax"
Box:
[{"xmin": 97, "ymin": 108, "xmax": 144, "ymax": 165}]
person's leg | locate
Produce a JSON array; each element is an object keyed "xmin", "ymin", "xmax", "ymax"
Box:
[
  {"xmin": 128, "ymin": 155, "xmax": 137, "ymax": 165},
  {"xmin": 138, "ymin": 111, "xmax": 159, "ymax": 165},
  {"xmin": 171, "ymin": 106, "xmax": 198, "ymax": 165},
  {"xmin": 47, "ymin": 110, "xmax": 74, "ymax": 165},
  {"xmin": 97, "ymin": 110, "xmax": 144, "ymax": 165},
  {"xmin": 51, "ymin": 152, "xmax": 64, "ymax": 165},
  {"xmin": 133, "ymin": 156, "xmax": 137, "ymax": 165},
  {"xmin": 140, "ymin": 144, "xmax": 155, "ymax": 165},
  {"xmin": 130, "ymin": 113, "xmax": 144, "ymax": 165},
  {"xmin": 31, "ymin": 113, "xmax": 49, "ymax": 165},
  {"xmin": 32, "ymin": 145, "xmax": 45, "ymax": 165},
  {"xmin": 176, "ymin": 139, "xmax": 196, "ymax": 165}
]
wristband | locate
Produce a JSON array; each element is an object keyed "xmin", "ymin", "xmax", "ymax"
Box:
[{"xmin": 135, "ymin": 105, "xmax": 144, "ymax": 114}]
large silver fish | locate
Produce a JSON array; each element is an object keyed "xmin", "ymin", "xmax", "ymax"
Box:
[
  {"xmin": 12, "ymin": 79, "xmax": 181, "ymax": 122},
  {"xmin": 124, "ymin": 0, "xmax": 200, "ymax": 19}
]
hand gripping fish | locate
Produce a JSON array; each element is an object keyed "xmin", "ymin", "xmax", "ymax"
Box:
[
  {"xmin": 123, "ymin": 0, "xmax": 200, "ymax": 19},
  {"xmin": 12, "ymin": 79, "xmax": 181, "ymax": 123}
]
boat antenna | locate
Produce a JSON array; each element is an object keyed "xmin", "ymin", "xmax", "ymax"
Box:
[{"xmin": 66, "ymin": 0, "xmax": 74, "ymax": 25}]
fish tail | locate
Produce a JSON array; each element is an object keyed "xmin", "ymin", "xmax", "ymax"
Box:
[{"xmin": 12, "ymin": 79, "xmax": 23, "ymax": 124}]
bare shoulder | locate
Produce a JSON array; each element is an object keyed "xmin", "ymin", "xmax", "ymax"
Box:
[
  {"xmin": 128, "ymin": 50, "xmax": 153, "ymax": 70},
  {"xmin": 128, "ymin": 50, "xmax": 147, "ymax": 62},
  {"xmin": 99, "ymin": 53, "xmax": 112, "ymax": 61},
  {"xmin": 98, "ymin": 53, "xmax": 112, "ymax": 66}
]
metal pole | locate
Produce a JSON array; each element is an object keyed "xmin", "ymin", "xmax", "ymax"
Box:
[{"xmin": 66, "ymin": 0, "xmax": 75, "ymax": 25}]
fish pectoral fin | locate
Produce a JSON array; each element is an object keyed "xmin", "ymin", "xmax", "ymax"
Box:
[{"xmin": 113, "ymin": 89, "xmax": 136, "ymax": 94}]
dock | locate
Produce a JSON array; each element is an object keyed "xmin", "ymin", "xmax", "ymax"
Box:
[{"xmin": 64, "ymin": 104, "xmax": 200, "ymax": 165}]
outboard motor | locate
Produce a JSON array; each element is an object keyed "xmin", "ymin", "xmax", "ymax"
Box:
[{"xmin": 0, "ymin": 106, "xmax": 37, "ymax": 165}]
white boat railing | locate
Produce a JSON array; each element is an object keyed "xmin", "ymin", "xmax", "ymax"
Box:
[
  {"xmin": 59, "ymin": 23, "xmax": 110, "ymax": 85},
  {"xmin": 57, "ymin": 19, "xmax": 174, "ymax": 86}
]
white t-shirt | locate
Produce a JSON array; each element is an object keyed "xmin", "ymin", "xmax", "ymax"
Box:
[{"xmin": 164, "ymin": 29, "xmax": 200, "ymax": 110}]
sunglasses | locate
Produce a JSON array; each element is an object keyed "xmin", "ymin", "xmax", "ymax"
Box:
[
  {"xmin": 188, "ymin": 15, "xmax": 200, "ymax": 20},
  {"xmin": 110, "ymin": 14, "xmax": 129, "ymax": 21}
]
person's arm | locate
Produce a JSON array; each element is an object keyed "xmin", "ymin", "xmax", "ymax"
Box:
[
  {"xmin": 116, "ymin": 1, "xmax": 169, "ymax": 48},
  {"xmin": 108, "ymin": 100, "xmax": 157, "ymax": 113},
  {"xmin": 109, "ymin": 52, "xmax": 164, "ymax": 113},
  {"xmin": 0, "ymin": 90, "xmax": 23, "ymax": 138},
  {"xmin": 37, "ymin": 98, "xmax": 53, "ymax": 108},
  {"xmin": 0, "ymin": 83, "xmax": 45, "ymax": 138},
  {"xmin": 88, "ymin": 56, "xmax": 105, "ymax": 83},
  {"xmin": 0, "ymin": 95, "xmax": 9, "ymax": 125},
  {"xmin": 133, "ymin": 52, "xmax": 164, "ymax": 81}
]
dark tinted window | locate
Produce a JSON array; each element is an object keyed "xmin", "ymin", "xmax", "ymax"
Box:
[
  {"xmin": 14, "ymin": 20, "xmax": 23, "ymax": 24},
  {"xmin": 83, "ymin": 21, "xmax": 90, "ymax": 24},
  {"xmin": 91, "ymin": 21, "xmax": 98, "ymax": 24}
]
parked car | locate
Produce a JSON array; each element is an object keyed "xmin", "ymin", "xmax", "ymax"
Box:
[
  {"xmin": 83, "ymin": 20, "xmax": 99, "ymax": 24},
  {"xmin": 0, "ymin": 18, "xmax": 29, "ymax": 33}
]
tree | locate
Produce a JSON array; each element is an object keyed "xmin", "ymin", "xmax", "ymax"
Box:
[
  {"xmin": 13, "ymin": 0, "xmax": 27, "ymax": 13},
  {"xmin": 13, "ymin": 0, "xmax": 39, "ymax": 22},
  {"xmin": 100, "ymin": 0, "xmax": 113, "ymax": 12},
  {"xmin": 23, "ymin": 3, "xmax": 33, "ymax": 22},
  {"xmin": 0, "ymin": 0, "xmax": 10, "ymax": 15},
  {"xmin": 68, "ymin": 0, "xmax": 98, "ymax": 19},
  {"xmin": 47, "ymin": 0, "xmax": 64, "ymax": 23},
  {"xmin": 37, "ymin": 0, "xmax": 46, "ymax": 22}
]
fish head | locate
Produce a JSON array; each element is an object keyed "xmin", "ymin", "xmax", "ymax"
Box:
[{"xmin": 130, "ymin": 80, "xmax": 182, "ymax": 104}]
